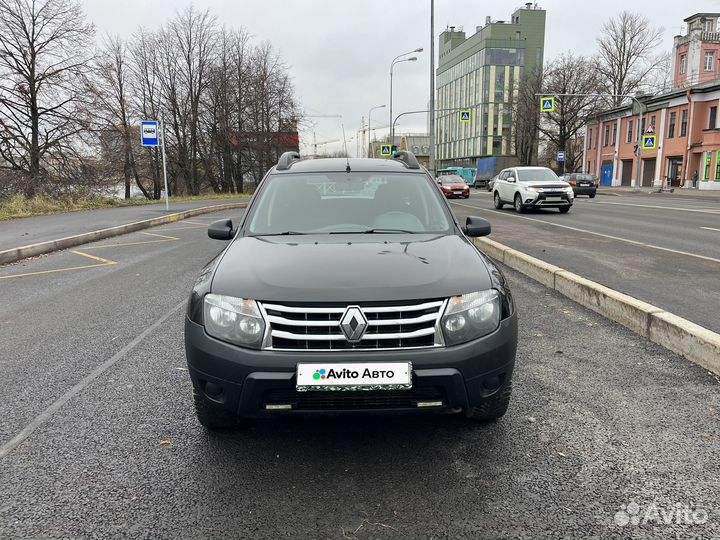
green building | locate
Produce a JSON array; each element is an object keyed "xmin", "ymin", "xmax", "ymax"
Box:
[{"xmin": 436, "ymin": 3, "xmax": 546, "ymax": 169}]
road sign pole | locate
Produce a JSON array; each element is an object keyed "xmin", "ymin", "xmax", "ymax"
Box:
[{"xmin": 160, "ymin": 118, "xmax": 169, "ymax": 211}]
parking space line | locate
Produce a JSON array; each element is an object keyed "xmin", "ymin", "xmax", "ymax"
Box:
[
  {"xmin": 594, "ymin": 200, "xmax": 720, "ymax": 214},
  {"xmin": 0, "ymin": 299, "xmax": 186, "ymax": 459},
  {"xmin": 140, "ymin": 231, "xmax": 180, "ymax": 240},
  {"xmin": 81, "ymin": 231, "xmax": 180, "ymax": 250},
  {"xmin": 450, "ymin": 201, "xmax": 720, "ymax": 264},
  {"xmin": 700, "ymin": 226, "xmax": 720, "ymax": 232},
  {"xmin": 0, "ymin": 251, "xmax": 116, "ymax": 280}
]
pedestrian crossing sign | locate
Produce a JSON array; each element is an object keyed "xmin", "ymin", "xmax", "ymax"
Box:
[
  {"xmin": 540, "ymin": 97, "xmax": 555, "ymax": 113},
  {"xmin": 380, "ymin": 144, "xmax": 392, "ymax": 156},
  {"xmin": 459, "ymin": 110, "xmax": 471, "ymax": 122},
  {"xmin": 642, "ymin": 134, "xmax": 657, "ymax": 150}
]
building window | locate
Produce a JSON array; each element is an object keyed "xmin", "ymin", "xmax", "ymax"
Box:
[
  {"xmin": 587, "ymin": 128, "xmax": 593, "ymax": 149},
  {"xmin": 604, "ymin": 125, "xmax": 610, "ymax": 146},
  {"xmin": 668, "ymin": 112, "xmax": 676, "ymax": 138},
  {"xmin": 705, "ymin": 51, "xmax": 715, "ymax": 71},
  {"xmin": 705, "ymin": 19, "xmax": 716, "ymax": 32},
  {"xmin": 627, "ymin": 119, "xmax": 633, "ymax": 143},
  {"xmin": 640, "ymin": 117, "xmax": 646, "ymax": 135},
  {"xmin": 612, "ymin": 123, "xmax": 617, "ymax": 145},
  {"xmin": 710, "ymin": 106, "xmax": 718, "ymax": 129},
  {"xmin": 716, "ymin": 151, "xmax": 720, "ymax": 180},
  {"xmin": 680, "ymin": 55, "xmax": 687, "ymax": 74},
  {"xmin": 679, "ymin": 110, "xmax": 687, "ymax": 137},
  {"xmin": 650, "ymin": 115, "xmax": 656, "ymax": 129}
]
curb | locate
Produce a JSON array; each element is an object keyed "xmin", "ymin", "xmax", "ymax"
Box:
[
  {"xmin": 473, "ymin": 237, "xmax": 720, "ymax": 376},
  {"xmin": 0, "ymin": 202, "xmax": 248, "ymax": 266}
]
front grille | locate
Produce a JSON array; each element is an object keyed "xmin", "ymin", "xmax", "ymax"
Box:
[
  {"xmin": 263, "ymin": 386, "xmax": 445, "ymax": 410},
  {"xmin": 260, "ymin": 299, "xmax": 446, "ymax": 350}
]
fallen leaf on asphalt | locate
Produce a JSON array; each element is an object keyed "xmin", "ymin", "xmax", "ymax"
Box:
[
  {"xmin": 701, "ymin": 433, "xmax": 713, "ymax": 440},
  {"xmin": 557, "ymin": 452, "xmax": 567, "ymax": 457},
  {"xmin": 159, "ymin": 440, "xmax": 173, "ymax": 447},
  {"xmin": 527, "ymin": 416, "xmax": 537, "ymax": 423}
]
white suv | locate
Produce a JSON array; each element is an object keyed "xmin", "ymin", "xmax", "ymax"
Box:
[{"xmin": 493, "ymin": 167, "xmax": 574, "ymax": 213}]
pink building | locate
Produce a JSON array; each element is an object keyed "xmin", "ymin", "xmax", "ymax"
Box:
[{"xmin": 672, "ymin": 13, "xmax": 720, "ymax": 88}]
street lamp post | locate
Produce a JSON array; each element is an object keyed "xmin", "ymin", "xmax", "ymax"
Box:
[
  {"xmin": 429, "ymin": 0, "xmax": 436, "ymax": 176},
  {"xmin": 390, "ymin": 48, "xmax": 423, "ymax": 146},
  {"xmin": 367, "ymin": 104, "xmax": 386, "ymax": 157}
]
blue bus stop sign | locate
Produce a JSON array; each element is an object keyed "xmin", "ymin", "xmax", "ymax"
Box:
[{"xmin": 141, "ymin": 121, "xmax": 160, "ymax": 146}]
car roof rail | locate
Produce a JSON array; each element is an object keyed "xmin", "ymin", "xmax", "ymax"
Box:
[
  {"xmin": 276, "ymin": 151, "xmax": 302, "ymax": 171},
  {"xmin": 392, "ymin": 150, "xmax": 420, "ymax": 170}
]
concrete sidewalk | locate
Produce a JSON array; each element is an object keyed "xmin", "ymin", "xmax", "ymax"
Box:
[
  {"xmin": 0, "ymin": 199, "xmax": 247, "ymax": 256},
  {"xmin": 597, "ymin": 186, "xmax": 720, "ymax": 202}
]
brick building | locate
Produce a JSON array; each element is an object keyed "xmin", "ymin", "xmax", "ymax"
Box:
[{"xmin": 583, "ymin": 13, "xmax": 720, "ymax": 190}]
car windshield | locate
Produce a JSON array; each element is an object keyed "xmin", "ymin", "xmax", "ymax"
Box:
[
  {"xmin": 575, "ymin": 174, "xmax": 596, "ymax": 181},
  {"xmin": 248, "ymin": 172, "xmax": 452, "ymax": 235},
  {"xmin": 441, "ymin": 176, "xmax": 464, "ymax": 184},
  {"xmin": 517, "ymin": 169, "xmax": 561, "ymax": 182}
]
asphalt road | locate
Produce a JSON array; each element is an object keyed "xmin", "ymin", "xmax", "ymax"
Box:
[
  {"xmin": 0, "ymin": 198, "xmax": 247, "ymax": 253},
  {"xmin": 451, "ymin": 191, "xmax": 720, "ymax": 334},
  {"xmin": 1, "ymin": 210, "xmax": 718, "ymax": 539}
]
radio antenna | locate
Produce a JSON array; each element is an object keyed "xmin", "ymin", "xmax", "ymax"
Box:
[{"xmin": 341, "ymin": 124, "xmax": 351, "ymax": 172}]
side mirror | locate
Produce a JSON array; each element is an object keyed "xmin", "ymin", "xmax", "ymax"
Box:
[
  {"xmin": 208, "ymin": 219, "xmax": 234, "ymax": 240},
  {"xmin": 507, "ymin": 177, "xmax": 516, "ymax": 183},
  {"xmin": 464, "ymin": 216, "xmax": 491, "ymax": 237}
]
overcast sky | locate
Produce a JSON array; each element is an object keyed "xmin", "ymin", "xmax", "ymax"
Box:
[{"xmin": 84, "ymin": 0, "xmax": 719, "ymax": 156}]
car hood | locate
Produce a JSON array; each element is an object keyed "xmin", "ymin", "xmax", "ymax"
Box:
[
  {"xmin": 440, "ymin": 182, "xmax": 467, "ymax": 188},
  {"xmin": 211, "ymin": 234, "xmax": 491, "ymax": 303},
  {"xmin": 521, "ymin": 180, "xmax": 570, "ymax": 189}
]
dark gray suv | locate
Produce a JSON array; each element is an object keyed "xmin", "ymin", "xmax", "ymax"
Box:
[{"xmin": 184, "ymin": 151, "xmax": 518, "ymax": 429}]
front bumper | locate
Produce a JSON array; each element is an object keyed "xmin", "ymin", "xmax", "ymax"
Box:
[
  {"xmin": 572, "ymin": 185, "xmax": 597, "ymax": 196},
  {"xmin": 442, "ymin": 189, "xmax": 470, "ymax": 198},
  {"xmin": 184, "ymin": 314, "xmax": 518, "ymax": 417},
  {"xmin": 522, "ymin": 192, "xmax": 573, "ymax": 207}
]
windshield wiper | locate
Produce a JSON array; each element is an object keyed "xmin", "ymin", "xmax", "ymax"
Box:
[
  {"xmin": 255, "ymin": 231, "xmax": 307, "ymax": 236},
  {"xmin": 328, "ymin": 228, "xmax": 416, "ymax": 234}
]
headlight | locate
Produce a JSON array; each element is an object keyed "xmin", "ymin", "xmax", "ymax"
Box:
[
  {"xmin": 526, "ymin": 186, "xmax": 539, "ymax": 193},
  {"xmin": 563, "ymin": 186, "xmax": 573, "ymax": 193},
  {"xmin": 203, "ymin": 294, "xmax": 266, "ymax": 349},
  {"xmin": 441, "ymin": 289, "xmax": 500, "ymax": 346}
]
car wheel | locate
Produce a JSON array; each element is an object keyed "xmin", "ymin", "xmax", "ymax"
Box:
[
  {"xmin": 514, "ymin": 194, "xmax": 525, "ymax": 213},
  {"xmin": 193, "ymin": 388, "xmax": 238, "ymax": 430},
  {"xmin": 464, "ymin": 194, "xmax": 470, "ymax": 199},
  {"xmin": 493, "ymin": 191, "xmax": 504, "ymax": 209},
  {"xmin": 589, "ymin": 193, "xmax": 596, "ymax": 198},
  {"xmin": 466, "ymin": 383, "xmax": 512, "ymax": 421},
  {"xmin": 558, "ymin": 206, "xmax": 570, "ymax": 213}
]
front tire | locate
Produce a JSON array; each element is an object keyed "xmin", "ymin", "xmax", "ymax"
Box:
[
  {"xmin": 558, "ymin": 206, "xmax": 571, "ymax": 213},
  {"xmin": 466, "ymin": 383, "xmax": 512, "ymax": 421},
  {"xmin": 493, "ymin": 191, "xmax": 504, "ymax": 209},
  {"xmin": 514, "ymin": 194, "xmax": 525, "ymax": 213},
  {"xmin": 193, "ymin": 388, "xmax": 238, "ymax": 430},
  {"xmin": 589, "ymin": 193, "xmax": 596, "ymax": 199}
]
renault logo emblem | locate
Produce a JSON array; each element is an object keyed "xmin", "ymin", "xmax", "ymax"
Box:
[{"xmin": 340, "ymin": 306, "xmax": 368, "ymax": 342}]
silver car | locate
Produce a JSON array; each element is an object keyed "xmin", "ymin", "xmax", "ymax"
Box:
[{"xmin": 493, "ymin": 167, "xmax": 574, "ymax": 213}]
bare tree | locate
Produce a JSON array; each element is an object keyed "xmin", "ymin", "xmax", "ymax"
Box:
[
  {"xmin": 0, "ymin": 0, "xmax": 94, "ymax": 197},
  {"xmin": 540, "ymin": 53, "xmax": 601, "ymax": 173},
  {"xmin": 513, "ymin": 67, "xmax": 543, "ymax": 166},
  {"xmin": 89, "ymin": 35, "xmax": 149, "ymax": 199},
  {"xmin": 596, "ymin": 11, "xmax": 665, "ymax": 107}
]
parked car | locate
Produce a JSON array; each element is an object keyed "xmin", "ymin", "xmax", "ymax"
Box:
[
  {"xmin": 493, "ymin": 166, "xmax": 574, "ymax": 213},
  {"xmin": 185, "ymin": 151, "xmax": 518, "ymax": 428},
  {"xmin": 560, "ymin": 173, "xmax": 598, "ymax": 198},
  {"xmin": 437, "ymin": 174, "xmax": 470, "ymax": 198},
  {"xmin": 486, "ymin": 174, "xmax": 499, "ymax": 192}
]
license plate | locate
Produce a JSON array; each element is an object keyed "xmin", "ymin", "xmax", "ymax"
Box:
[
  {"xmin": 296, "ymin": 362, "xmax": 412, "ymax": 391},
  {"xmin": 580, "ymin": 182, "xmax": 589, "ymax": 186},
  {"xmin": 546, "ymin": 196, "xmax": 561, "ymax": 202}
]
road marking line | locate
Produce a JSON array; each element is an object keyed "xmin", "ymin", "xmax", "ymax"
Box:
[
  {"xmin": 594, "ymin": 200, "xmax": 720, "ymax": 214},
  {"xmin": 0, "ymin": 300, "xmax": 186, "ymax": 460},
  {"xmin": 700, "ymin": 226, "xmax": 720, "ymax": 232},
  {"xmin": 140, "ymin": 231, "xmax": 180, "ymax": 240},
  {"xmin": 70, "ymin": 250, "xmax": 117, "ymax": 264},
  {"xmin": 153, "ymin": 225, "xmax": 207, "ymax": 231},
  {"xmin": 450, "ymin": 201, "xmax": 720, "ymax": 264}
]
